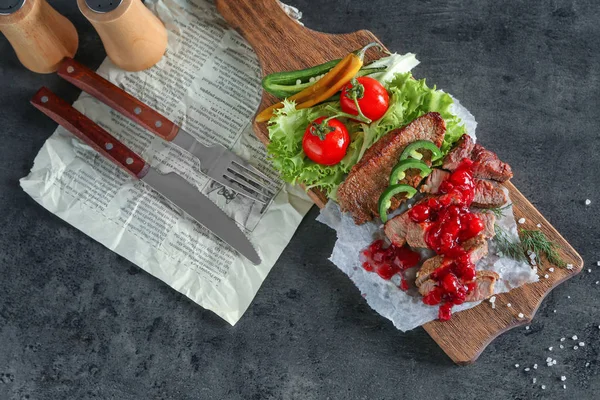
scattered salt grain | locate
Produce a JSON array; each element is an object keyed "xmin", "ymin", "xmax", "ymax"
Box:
[
  {"xmin": 408, "ymin": 204, "xmax": 412, "ymax": 209},
  {"xmin": 563, "ymin": 385, "xmax": 567, "ymax": 389},
  {"xmin": 574, "ymin": 346, "xmax": 579, "ymax": 350},
  {"xmin": 532, "ymin": 378, "xmax": 537, "ymax": 383},
  {"xmin": 553, "ymin": 310, "xmax": 557, "ymax": 313},
  {"xmin": 549, "ymin": 347, "xmax": 553, "ymax": 351},
  {"xmin": 309, "ymin": 77, "xmax": 315, "ymax": 83},
  {"xmin": 567, "ymin": 264, "xmax": 574, "ymax": 270},
  {"xmin": 518, "ymin": 313, "xmax": 524, "ymax": 318},
  {"xmin": 536, "ymin": 223, "xmax": 542, "ymax": 228},
  {"xmin": 572, "ymin": 335, "xmax": 578, "ymax": 340},
  {"xmin": 596, "ymin": 281, "xmax": 599, "ymax": 285},
  {"xmin": 586, "ymin": 362, "xmax": 590, "ymax": 367},
  {"xmin": 541, "ymin": 385, "xmax": 546, "ymax": 389},
  {"xmin": 561, "ymin": 376, "xmax": 567, "ymax": 382},
  {"xmin": 567, "ymin": 296, "xmax": 571, "ymax": 299},
  {"xmin": 560, "ymin": 338, "xmax": 566, "ymax": 341},
  {"xmin": 549, "ymin": 267, "xmax": 554, "ymax": 272},
  {"xmin": 524, "ymin": 367, "xmax": 530, "ymax": 372},
  {"xmin": 579, "ymin": 342, "xmax": 585, "ymax": 347},
  {"xmin": 515, "ymin": 364, "xmax": 520, "ymax": 368},
  {"xmin": 544, "ymin": 274, "xmax": 549, "ymax": 278},
  {"xmin": 597, "ymin": 261, "xmax": 600, "ymax": 266},
  {"xmin": 553, "ymin": 359, "xmax": 557, "ymax": 365},
  {"xmin": 518, "ymin": 218, "xmax": 526, "ymax": 224},
  {"xmin": 546, "ymin": 357, "xmax": 552, "ymax": 363},
  {"xmin": 489, "ymin": 296, "xmax": 496, "ymax": 303},
  {"xmin": 585, "ymin": 199, "xmax": 591, "ymax": 205},
  {"xmin": 295, "ymin": 79, "xmax": 301, "ymax": 85},
  {"xmin": 533, "ymin": 364, "xmax": 538, "ymax": 369},
  {"xmin": 507, "ymin": 303, "xmax": 512, "ymax": 307},
  {"xmin": 588, "ymin": 269, "xmax": 592, "ymax": 273},
  {"xmin": 525, "ymin": 326, "xmax": 530, "ymax": 330},
  {"xmin": 560, "ymin": 345, "xmax": 564, "ymax": 349}
]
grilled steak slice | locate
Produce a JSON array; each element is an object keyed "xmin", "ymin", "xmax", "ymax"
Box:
[
  {"xmin": 337, "ymin": 113, "xmax": 446, "ymax": 225},
  {"xmin": 465, "ymin": 271, "xmax": 499, "ymax": 302},
  {"xmin": 418, "ymin": 270, "xmax": 499, "ymax": 301},
  {"xmin": 415, "ymin": 235, "xmax": 489, "ymax": 287},
  {"xmin": 442, "ymin": 135, "xmax": 513, "ymax": 182},
  {"xmin": 421, "ymin": 169, "xmax": 507, "ymax": 208},
  {"xmin": 472, "ymin": 180, "xmax": 507, "ymax": 208},
  {"xmin": 384, "ymin": 207, "xmax": 496, "ymax": 248}
]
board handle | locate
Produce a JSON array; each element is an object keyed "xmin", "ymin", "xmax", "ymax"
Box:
[
  {"xmin": 215, "ymin": 0, "xmax": 381, "ymax": 76},
  {"xmin": 30, "ymin": 87, "xmax": 148, "ymax": 178},
  {"xmin": 58, "ymin": 58, "xmax": 180, "ymax": 142}
]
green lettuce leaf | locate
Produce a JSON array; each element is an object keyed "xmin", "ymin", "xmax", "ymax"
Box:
[{"xmin": 266, "ymin": 70, "xmax": 466, "ymax": 198}]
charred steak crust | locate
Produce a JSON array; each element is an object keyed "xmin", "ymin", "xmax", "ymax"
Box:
[
  {"xmin": 337, "ymin": 113, "xmax": 446, "ymax": 225},
  {"xmin": 442, "ymin": 134, "xmax": 513, "ymax": 182}
]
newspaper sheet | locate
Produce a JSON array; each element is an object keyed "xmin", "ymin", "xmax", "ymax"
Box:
[{"xmin": 20, "ymin": 0, "xmax": 313, "ymax": 325}]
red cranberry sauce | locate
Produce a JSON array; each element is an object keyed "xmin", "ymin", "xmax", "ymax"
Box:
[
  {"xmin": 408, "ymin": 159, "xmax": 484, "ymax": 321},
  {"xmin": 360, "ymin": 239, "xmax": 420, "ymax": 290}
]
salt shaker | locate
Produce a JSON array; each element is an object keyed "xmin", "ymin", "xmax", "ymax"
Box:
[
  {"xmin": 77, "ymin": 0, "xmax": 168, "ymax": 72},
  {"xmin": 0, "ymin": 0, "xmax": 79, "ymax": 73}
]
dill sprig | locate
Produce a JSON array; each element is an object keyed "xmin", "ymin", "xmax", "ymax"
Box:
[
  {"xmin": 493, "ymin": 224, "xmax": 567, "ymax": 268},
  {"xmin": 520, "ymin": 229, "xmax": 567, "ymax": 268},
  {"xmin": 488, "ymin": 203, "xmax": 513, "ymax": 219},
  {"xmin": 494, "ymin": 224, "xmax": 527, "ymax": 262}
]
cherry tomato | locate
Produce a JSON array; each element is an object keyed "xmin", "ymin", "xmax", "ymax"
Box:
[
  {"xmin": 340, "ymin": 76, "xmax": 390, "ymax": 121},
  {"xmin": 302, "ymin": 117, "xmax": 350, "ymax": 166}
]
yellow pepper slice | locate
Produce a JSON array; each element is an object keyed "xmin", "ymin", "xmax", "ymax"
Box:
[{"xmin": 255, "ymin": 42, "xmax": 381, "ymax": 123}]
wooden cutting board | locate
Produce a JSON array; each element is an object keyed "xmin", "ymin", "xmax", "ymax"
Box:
[{"xmin": 216, "ymin": 0, "xmax": 584, "ymax": 364}]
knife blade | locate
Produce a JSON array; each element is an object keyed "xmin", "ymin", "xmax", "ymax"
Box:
[{"xmin": 31, "ymin": 87, "xmax": 261, "ymax": 265}]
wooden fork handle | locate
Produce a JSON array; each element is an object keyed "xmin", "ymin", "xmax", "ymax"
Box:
[
  {"xmin": 30, "ymin": 87, "xmax": 148, "ymax": 178},
  {"xmin": 57, "ymin": 57, "xmax": 180, "ymax": 142}
]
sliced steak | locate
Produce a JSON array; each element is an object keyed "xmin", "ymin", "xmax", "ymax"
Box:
[
  {"xmin": 442, "ymin": 135, "xmax": 513, "ymax": 182},
  {"xmin": 472, "ymin": 180, "xmax": 507, "ymax": 208},
  {"xmin": 421, "ymin": 169, "xmax": 507, "ymax": 208},
  {"xmin": 337, "ymin": 113, "xmax": 446, "ymax": 225},
  {"xmin": 465, "ymin": 271, "xmax": 500, "ymax": 302},
  {"xmin": 414, "ymin": 235, "xmax": 489, "ymax": 287},
  {"xmin": 418, "ymin": 270, "xmax": 499, "ymax": 301},
  {"xmin": 384, "ymin": 207, "xmax": 496, "ymax": 248}
]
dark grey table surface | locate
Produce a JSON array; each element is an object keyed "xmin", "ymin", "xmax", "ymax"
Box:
[{"xmin": 1, "ymin": 0, "xmax": 599, "ymax": 399}]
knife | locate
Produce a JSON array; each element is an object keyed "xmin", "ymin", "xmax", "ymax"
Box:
[
  {"xmin": 31, "ymin": 87, "xmax": 261, "ymax": 265},
  {"xmin": 56, "ymin": 57, "xmax": 276, "ymax": 204}
]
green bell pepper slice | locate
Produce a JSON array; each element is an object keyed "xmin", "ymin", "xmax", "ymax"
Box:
[
  {"xmin": 400, "ymin": 140, "xmax": 443, "ymax": 162},
  {"xmin": 389, "ymin": 159, "xmax": 432, "ymax": 185},
  {"xmin": 378, "ymin": 184, "xmax": 418, "ymax": 223}
]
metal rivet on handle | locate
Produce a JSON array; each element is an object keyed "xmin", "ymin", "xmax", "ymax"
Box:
[
  {"xmin": 105, "ymin": 143, "xmax": 113, "ymax": 150},
  {"xmin": 134, "ymin": 107, "xmax": 142, "ymax": 115},
  {"xmin": 41, "ymin": 96, "xmax": 48, "ymax": 103},
  {"xmin": 155, "ymin": 121, "xmax": 162, "ymax": 128},
  {"xmin": 66, "ymin": 66, "xmax": 74, "ymax": 74},
  {"xmin": 126, "ymin": 158, "xmax": 134, "ymax": 165}
]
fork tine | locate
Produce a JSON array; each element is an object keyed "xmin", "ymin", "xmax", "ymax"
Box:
[
  {"xmin": 222, "ymin": 173, "xmax": 271, "ymax": 203},
  {"xmin": 225, "ymin": 166, "xmax": 275, "ymax": 197},
  {"xmin": 229, "ymin": 160, "xmax": 279, "ymax": 190}
]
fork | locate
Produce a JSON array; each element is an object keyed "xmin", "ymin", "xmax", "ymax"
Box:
[{"xmin": 57, "ymin": 57, "xmax": 277, "ymax": 204}]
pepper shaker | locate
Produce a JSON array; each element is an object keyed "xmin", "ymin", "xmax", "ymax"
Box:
[
  {"xmin": 0, "ymin": 0, "xmax": 79, "ymax": 73},
  {"xmin": 77, "ymin": 0, "xmax": 168, "ymax": 72}
]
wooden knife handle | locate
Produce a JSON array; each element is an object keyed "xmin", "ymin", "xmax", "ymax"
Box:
[
  {"xmin": 58, "ymin": 57, "xmax": 179, "ymax": 142},
  {"xmin": 30, "ymin": 87, "xmax": 148, "ymax": 179}
]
